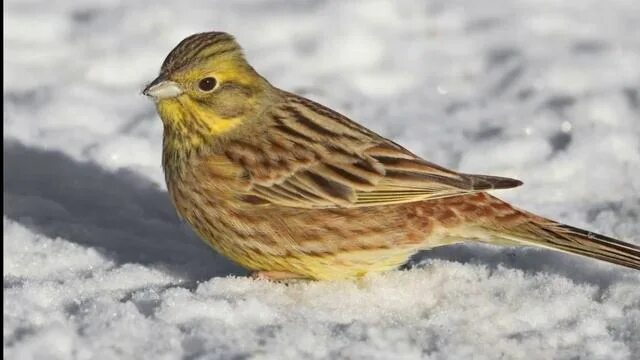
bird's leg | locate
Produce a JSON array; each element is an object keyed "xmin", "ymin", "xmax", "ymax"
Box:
[{"xmin": 250, "ymin": 271, "xmax": 309, "ymax": 282}]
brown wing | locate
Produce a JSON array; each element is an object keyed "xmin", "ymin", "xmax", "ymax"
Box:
[{"xmin": 225, "ymin": 92, "xmax": 522, "ymax": 209}]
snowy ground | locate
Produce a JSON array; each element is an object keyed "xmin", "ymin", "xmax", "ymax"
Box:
[{"xmin": 4, "ymin": 0, "xmax": 640, "ymax": 359}]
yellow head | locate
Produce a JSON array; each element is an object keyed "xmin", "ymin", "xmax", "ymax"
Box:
[{"xmin": 144, "ymin": 32, "xmax": 271, "ymax": 148}]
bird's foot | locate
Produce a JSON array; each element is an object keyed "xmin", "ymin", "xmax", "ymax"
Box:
[{"xmin": 250, "ymin": 271, "xmax": 308, "ymax": 282}]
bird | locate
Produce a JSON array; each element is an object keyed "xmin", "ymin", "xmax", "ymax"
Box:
[{"xmin": 143, "ymin": 31, "xmax": 640, "ymax": 281}]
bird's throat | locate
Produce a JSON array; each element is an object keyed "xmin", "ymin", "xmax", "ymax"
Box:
[{"xmin": 157, "ymin": 97, "xmax": 243, "ymax": 151}]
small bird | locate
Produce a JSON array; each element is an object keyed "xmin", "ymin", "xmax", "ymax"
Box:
[{"xmin": 144, "ymin": 31, "xmax": 639, "ymax": 280}]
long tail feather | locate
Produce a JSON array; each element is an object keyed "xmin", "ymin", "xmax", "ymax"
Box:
[{"xmin": 498, "ymin": 220, "xmax": 640, "ymax": 270}]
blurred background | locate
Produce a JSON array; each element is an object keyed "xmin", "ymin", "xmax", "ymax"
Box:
[
  {"xmin": 5, "ymin": 0, "xmax": 640, "ymax": 199},
  {"xmin": 4, "ymin": 0, "xmax": 640, "ymax": 358}
]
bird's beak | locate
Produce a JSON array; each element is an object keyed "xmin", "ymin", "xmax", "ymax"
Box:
[{"xmin": 143, "ymin": 75, "xmax": 183, "ymax": 100}]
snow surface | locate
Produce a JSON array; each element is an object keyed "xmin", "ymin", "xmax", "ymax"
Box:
[{"xmin": 4, "ymin": 0, "xmax": 640, "ymax": 359}]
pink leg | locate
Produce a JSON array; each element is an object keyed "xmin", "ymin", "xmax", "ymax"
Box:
[{"xmin": 250, "ymin": 271, "xmax": 308, "ymax": 281}]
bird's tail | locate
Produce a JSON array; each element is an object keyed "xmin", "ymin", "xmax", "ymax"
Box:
[{"xmin": 484, "ymin": 212, "xmax": 640, "ymax": 270}]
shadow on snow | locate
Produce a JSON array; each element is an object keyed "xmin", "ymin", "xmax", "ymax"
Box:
[{"xmin": 4, "ymin": 141, "xmax": 245, "ymax": 282}]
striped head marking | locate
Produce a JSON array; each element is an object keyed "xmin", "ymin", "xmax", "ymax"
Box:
[{"xmin": 160, "ymin": 32, "xmax": 242, "ymax": 74}]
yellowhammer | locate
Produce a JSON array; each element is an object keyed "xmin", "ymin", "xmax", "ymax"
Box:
[{"xmin": 143, "ymin": 31, "xmax": 639, "ymax": 280}]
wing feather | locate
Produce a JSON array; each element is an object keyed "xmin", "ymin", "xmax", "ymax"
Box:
[{"xmin": 224, "ymin": 92, "xmax": 522, "ymax": 208}]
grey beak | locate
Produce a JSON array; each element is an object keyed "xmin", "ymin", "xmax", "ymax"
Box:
[{"xmin": 143, "ymin": 75, "xmax": 183, "ymax": 100}]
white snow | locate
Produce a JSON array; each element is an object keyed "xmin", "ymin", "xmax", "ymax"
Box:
[{"xmin": 4, "ymin": 0, "xmax": 640, "ymax": 359}]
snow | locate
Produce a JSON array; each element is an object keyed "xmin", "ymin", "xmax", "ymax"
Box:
[{"xmin": 4, "ymin": 0, "xmax": 640, "ymax": 358}]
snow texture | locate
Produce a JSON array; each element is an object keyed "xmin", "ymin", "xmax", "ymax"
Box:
[{"xmin": 4, "ymin": 0, "xmax": 640, "ymax": 359}]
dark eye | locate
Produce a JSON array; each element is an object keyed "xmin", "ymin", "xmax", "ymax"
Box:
[{"xmin": 198, "ymin": 77, "xmax": 217, "ymax": 92}]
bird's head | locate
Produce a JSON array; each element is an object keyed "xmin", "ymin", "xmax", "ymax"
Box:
[{"xmin": 144, "ymin": 32, "xmax": 271, "ymax": 145}]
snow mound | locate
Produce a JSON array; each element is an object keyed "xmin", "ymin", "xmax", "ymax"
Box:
[{"xmin": 4, "ymin": 0, "xmax": 640, "ymax": 358}]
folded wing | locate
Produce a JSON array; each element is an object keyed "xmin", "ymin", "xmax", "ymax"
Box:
[{"xmin": 224, "ymin": 92, "xmax": 522, "ymax": 209}]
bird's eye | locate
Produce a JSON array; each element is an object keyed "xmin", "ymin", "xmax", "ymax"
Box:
[{"xmin": 198, "ymin": 77, "xmax": 217, "ymax": 92}]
